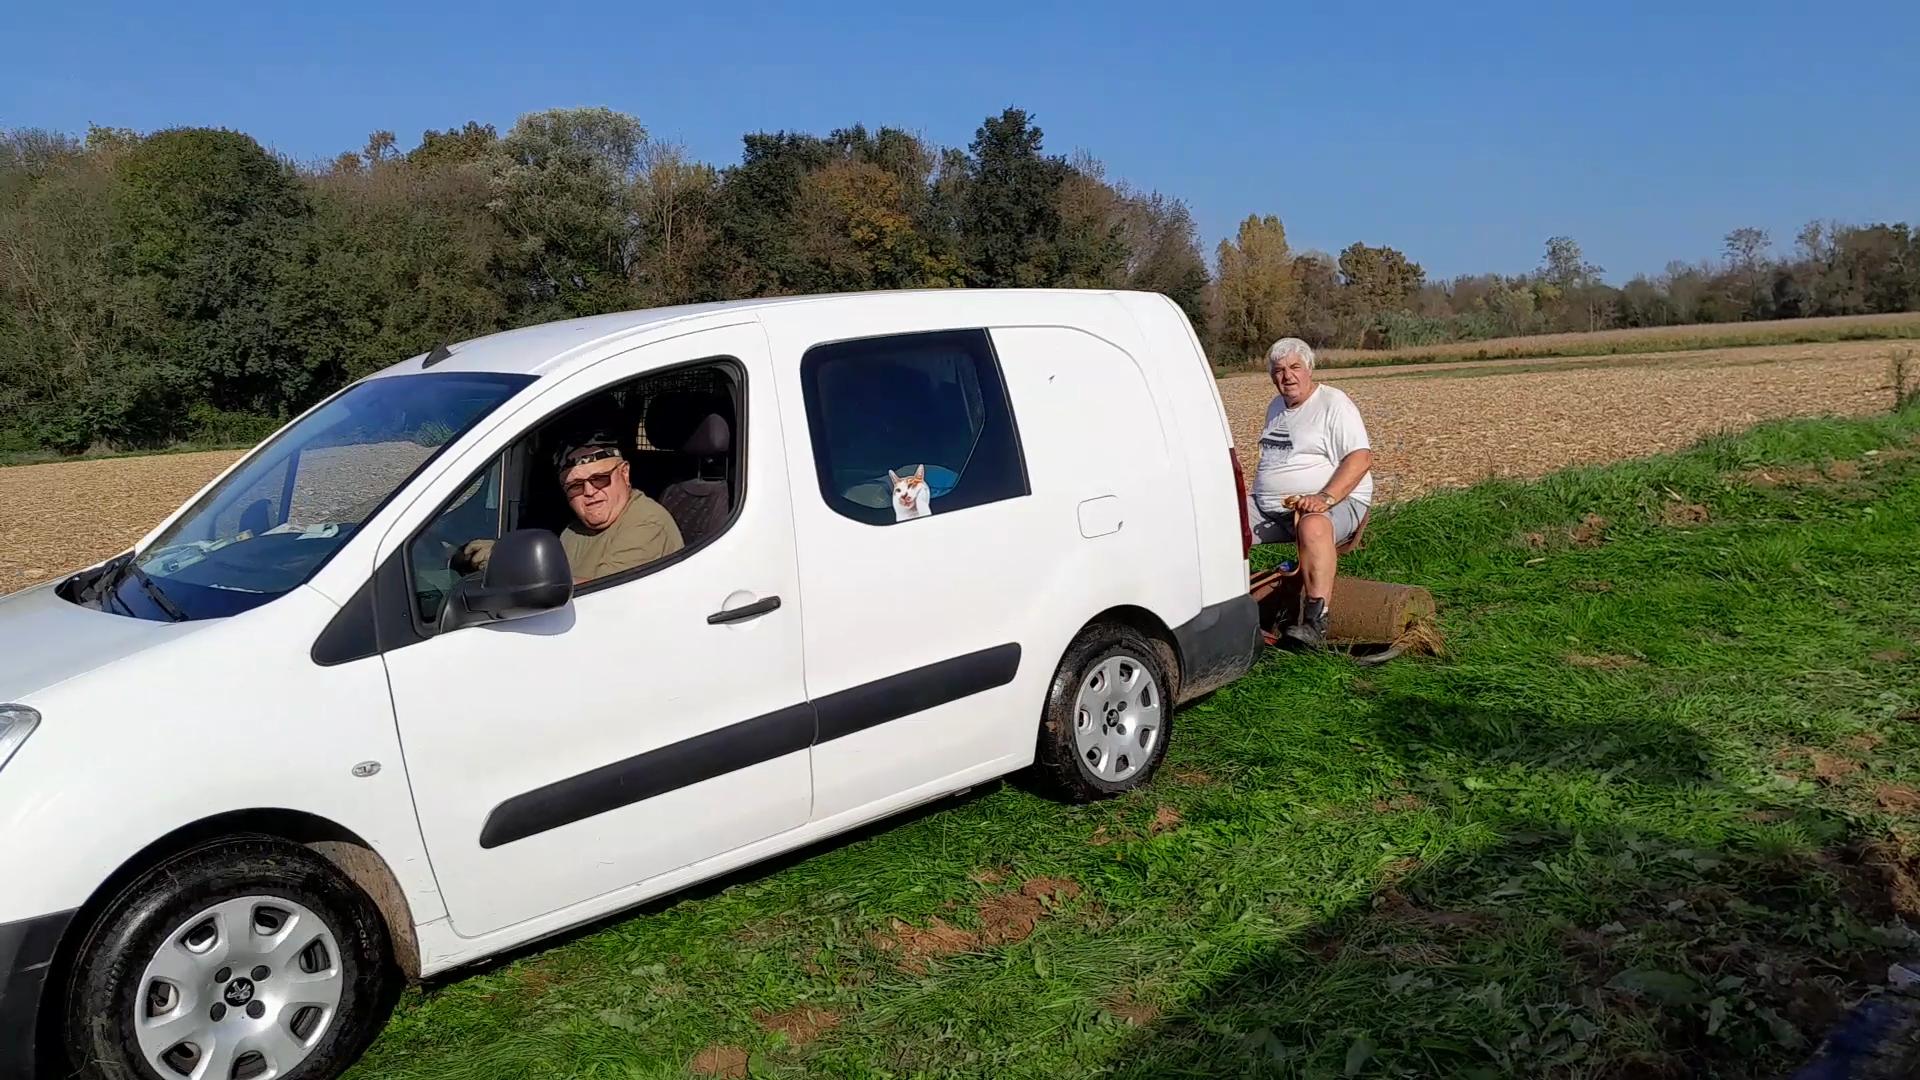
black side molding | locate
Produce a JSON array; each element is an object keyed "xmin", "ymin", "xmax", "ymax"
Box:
[
  {"xmin": 479, "ymin": 704, "xmax": 816, "ymax": 849},
  {"xmin": 477, "ymin": 642, "xmax": 1023, "ymax": 848},
  {"xmin": 814, "ymin": 643, "xmax": 1021, "ymax": 744}
]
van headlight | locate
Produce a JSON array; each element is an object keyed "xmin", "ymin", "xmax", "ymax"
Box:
[{"xmin": 0, "ymin": 705, "xmax": 40, "ymax": 771}]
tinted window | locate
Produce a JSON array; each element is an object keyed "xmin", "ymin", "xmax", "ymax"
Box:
[{"xmin": 800, "ymin": 329, "xmax": 1027, "ymax": 526}]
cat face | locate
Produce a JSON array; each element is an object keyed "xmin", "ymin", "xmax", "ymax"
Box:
[{"xmin": 888, "ymin": 464, "xmax": 931, "ymax": 521}]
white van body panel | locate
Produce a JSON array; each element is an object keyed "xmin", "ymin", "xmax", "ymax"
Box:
[{"xmin": 1127, "ymin": 293, "xmax": 1249, "ymax": 608}]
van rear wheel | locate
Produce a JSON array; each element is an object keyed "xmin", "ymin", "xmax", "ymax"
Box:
[
  {"xmin": 1035, "ymin": 625, "xmax": 1174, "ymax": 800},
  {"xmin": 62, "ymin": 836, "xmax": 394, "ymax": 1080}
]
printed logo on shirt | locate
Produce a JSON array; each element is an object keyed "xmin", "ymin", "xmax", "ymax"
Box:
[{"xmin": 1259, "ymin": 417, "xmax": 1293, "ymax": 458}]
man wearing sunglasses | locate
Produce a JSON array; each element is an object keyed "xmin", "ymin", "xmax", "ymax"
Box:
[{"xmin": 459, "ymin": 429, "xmax": 683, "ymax": 585}]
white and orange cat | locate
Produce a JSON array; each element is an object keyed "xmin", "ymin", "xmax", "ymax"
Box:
[{"xmin": 888, "ymin": 465, "xmax": 932, "ymax": 521}]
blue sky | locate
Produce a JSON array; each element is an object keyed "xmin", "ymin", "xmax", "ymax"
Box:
[{"xmin": 3, "ymin": 0, "xmax": 1914, "ymax": 282}]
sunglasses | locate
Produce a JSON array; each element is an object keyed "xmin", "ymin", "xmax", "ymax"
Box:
[{"xmin": 562, "ymin": 461, "xmax": 622, "ymax": 498}]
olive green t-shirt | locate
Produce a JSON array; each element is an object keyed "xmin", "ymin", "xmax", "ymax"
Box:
[{"xmin": 560, "ymin": 493, "xmax": 684, "ymax": 583}]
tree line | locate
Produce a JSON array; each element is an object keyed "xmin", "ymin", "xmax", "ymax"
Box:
[
  {"xmin": 1212, "ymin": 220, "xmax": 1920, "ymax": 362},
  {"xmin": 3, "ymin": 105, "xmax": 1916, "ymax": 453}
]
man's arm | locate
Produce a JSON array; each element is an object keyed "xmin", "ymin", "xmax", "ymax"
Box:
[
  {"xmin": 1294, "ymin": 395, "xmax": 1373, "ymax": 514},
  {"xmin": 1322, "ymin": 448, "xmax": 1373, "ymax": 502},
  {"xmin": 1291, "ymin": 449, "xmax": 1372, "ymax": 514}
]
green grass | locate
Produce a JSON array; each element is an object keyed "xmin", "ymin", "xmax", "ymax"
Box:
[{"xmin": 349, "ymin": 405, "xmax": 1920, "ymax": 1080}]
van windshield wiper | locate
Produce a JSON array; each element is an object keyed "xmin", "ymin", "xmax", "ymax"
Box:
[{"xmin": 122, "ymin": 561, "xmax": 189, "ymax": 622}]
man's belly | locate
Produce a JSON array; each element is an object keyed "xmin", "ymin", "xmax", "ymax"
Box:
[{"xmin": 1255, "ymin": 459, "xmax": 1335, "ymax": 497}]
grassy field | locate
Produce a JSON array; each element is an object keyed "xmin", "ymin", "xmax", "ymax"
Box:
[
  {"xmin": 1294, "ymin": 312, "xmax": 1920, "ymax": 371},
  {"xmin": 345, "ymin": 403, "xmax": 1920, "ymax": 1080}
]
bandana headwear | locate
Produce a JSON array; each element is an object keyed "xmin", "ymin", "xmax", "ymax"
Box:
[{"xmin": 554, "ymin": 430, "xmax": 622, "ymax": 471}]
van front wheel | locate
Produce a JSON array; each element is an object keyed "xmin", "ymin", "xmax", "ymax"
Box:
[
  {"xmin": 62, "ymin": 836, "xmax": 395, "ymax": 1080},
  {"xmin": 1034, "ymin": 625, "xmax": 1174, "ymax": 800}
]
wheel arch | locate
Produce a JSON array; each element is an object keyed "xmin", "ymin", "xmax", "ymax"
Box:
[
  {"xmin": 44, "ymin": 808, "xmax": 423, "ymax": 1030},
  {"xmin": 1077, "ymin": 605, "xmax": 1183, "ymax": 702}
]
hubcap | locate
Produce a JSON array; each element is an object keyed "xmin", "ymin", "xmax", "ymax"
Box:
[
  {"xmin": 1072, "ymin": 652, "xmax": 1162, "ymax": 783},
  {"xmin": 133, "ymin": 896, "xmax": 344, "ymax": 1080}
]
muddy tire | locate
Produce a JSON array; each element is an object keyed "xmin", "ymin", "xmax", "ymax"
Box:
[
  {"xmin": 61, "ymin": 835, "xmax": 394, "ymax": 1080},
  {"xmin": 1033, "ymin": 624, "xmax": 1175, "ymax": 800}
]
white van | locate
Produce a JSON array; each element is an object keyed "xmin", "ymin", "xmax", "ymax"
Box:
[{"xmin": 0, "ymin": 288, "xmax": 1259, "ymax": 1080}]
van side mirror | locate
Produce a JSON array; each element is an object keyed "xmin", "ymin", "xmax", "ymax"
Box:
[{"xmin": 438, "ymin": 529, "xmax": 572, "ymax": 633}]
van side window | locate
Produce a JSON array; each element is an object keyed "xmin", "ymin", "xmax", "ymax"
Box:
[{"xmin": 800, "ymin": 329, "xmax": 1027, "ymax": 525}]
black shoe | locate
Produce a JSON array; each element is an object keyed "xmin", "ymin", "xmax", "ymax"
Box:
[{"xmin": 1283, "ymin": 597, "xmax": 1330, "ymax": 649}]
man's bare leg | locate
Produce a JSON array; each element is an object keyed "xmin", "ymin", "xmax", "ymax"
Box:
[
  {"xmin": 1297, "ymin": 511, "xmax": 1336, "ymax": 604},
  {"xmin": 1285, "ymin": 512, "xmax": 1337, "ymax": 647}
]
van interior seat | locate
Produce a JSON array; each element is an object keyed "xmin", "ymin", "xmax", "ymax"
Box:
[{"xmin": 643, "ymin": 390, "xmax": 735, "ymax": 545}]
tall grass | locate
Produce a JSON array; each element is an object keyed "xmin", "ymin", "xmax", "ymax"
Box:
[{"xmin": 1895, "ymin": 347, "xmax": 1919, "ymax": 411}]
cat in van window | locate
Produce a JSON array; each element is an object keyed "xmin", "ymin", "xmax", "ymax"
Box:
[{"xmin": 889, "ymin": 465, "xmax": 931, "ymax": 521}]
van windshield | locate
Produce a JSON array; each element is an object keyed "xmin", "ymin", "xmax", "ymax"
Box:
[{"xmin": 86, "ymin": 372, "xmax": 533, "ymax": 623}]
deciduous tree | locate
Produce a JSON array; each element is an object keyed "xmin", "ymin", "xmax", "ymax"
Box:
[{"xmin": 1213, "ymin": 214, "xmax": 1296, "ymax": 364}]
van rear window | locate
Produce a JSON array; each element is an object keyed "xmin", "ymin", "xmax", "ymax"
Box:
[{"xmin": 799, "ymin": 329, "xmax": 1028, "ymax": 525}]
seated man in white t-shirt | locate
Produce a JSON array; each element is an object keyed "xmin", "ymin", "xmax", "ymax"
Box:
[{"xmin": 1248, "ymin": 337, "xmax": 1375, "ymax": 647}]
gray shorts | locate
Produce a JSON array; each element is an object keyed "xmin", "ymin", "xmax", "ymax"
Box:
[{"xmin": 1248, "ymin": 493, "xmax": 1367, "ymax": 547}]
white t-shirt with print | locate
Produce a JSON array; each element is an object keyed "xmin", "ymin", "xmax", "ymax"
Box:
[{"xmin": 1252, "ymin": 383, "xmax": 1374, "ymax": 510}]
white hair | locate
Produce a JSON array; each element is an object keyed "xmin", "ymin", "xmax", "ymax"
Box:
[{"xmin": 1266, "ymin": 337, "xmax": 1316, "ymax": 375}]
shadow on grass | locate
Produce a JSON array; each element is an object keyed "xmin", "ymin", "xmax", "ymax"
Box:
[
  {"xmin": 1104, "ymin": 844, "xmax": 1908, "ymax": 1080},
  {"xmin": 1102, "ymin": 687, "xmax": 1915, "ymax": 1080}
]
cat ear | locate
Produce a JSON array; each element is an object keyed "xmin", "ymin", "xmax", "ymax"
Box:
[
  {"xmin": 887, "ymin": 469, "xmax": 900, "ymax": 485},
  {"xmin": 914, "ymin": 464, "xmax": 925, "ymax": 480}
]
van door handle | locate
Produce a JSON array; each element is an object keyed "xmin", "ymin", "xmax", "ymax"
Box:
[{"xmin": 707, "ymin": 595, "xmax": 782, "ymax": 624}]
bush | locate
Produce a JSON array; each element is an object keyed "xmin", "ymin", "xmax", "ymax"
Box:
[
  {"xmin": 29, "ymin": 403, "xmax": 109, "ymax": 456},
  {"xmin": 185, "ymin": 404, "xmax": 282, "ymax": 446}
]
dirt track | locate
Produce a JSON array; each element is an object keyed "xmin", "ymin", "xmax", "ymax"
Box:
[{"xmin": 0, "ymin": 342, "xmax": 1904, "ymax": 596}]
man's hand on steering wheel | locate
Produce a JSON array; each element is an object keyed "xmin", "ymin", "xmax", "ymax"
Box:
[{"xmin": 452, "ymin": 537, "xmax": 495, "ymax": 577}]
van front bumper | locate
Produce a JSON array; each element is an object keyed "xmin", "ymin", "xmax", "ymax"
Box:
[
  {"xmin": 1172, "ymin": 594, "xmax": 1261, "ymax": 703},
  {"xmin": 0, "ymin": 909, "xmax": 71, "ymax": 1080}
]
